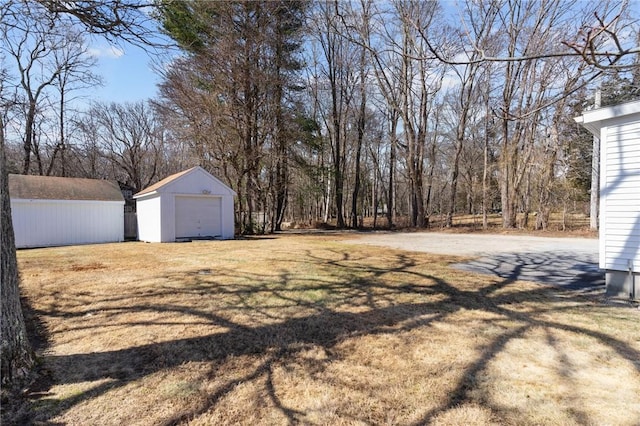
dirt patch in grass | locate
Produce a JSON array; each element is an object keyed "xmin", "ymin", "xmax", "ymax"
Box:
[{"xmin": 4, "ymin": 234, "xmax": 639, "ymax": 425}]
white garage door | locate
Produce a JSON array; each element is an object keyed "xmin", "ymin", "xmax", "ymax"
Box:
[{"xmin": 175, "ymin": 196, "xmax": 221, "ymax": 239}]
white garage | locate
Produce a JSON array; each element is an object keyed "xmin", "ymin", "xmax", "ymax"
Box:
[
  {"xmin": 135, "ymin": 167, "xmax": 236, "ymax": 242},
  {"xmin": 9, "ymin": 174, "xmax": 124, "ymax": 248}
]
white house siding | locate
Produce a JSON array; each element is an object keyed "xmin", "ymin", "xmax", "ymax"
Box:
[
  {"xmin": 136, "ymin": 195, "xmax": 163, "ymax": 242},
  {"xmin": 11, "ymin": 199, "xmax": 124, "ymax": 248},
  {"xmin": 600, "ymin": 120, "xmax": 640, "ymax": 273}
]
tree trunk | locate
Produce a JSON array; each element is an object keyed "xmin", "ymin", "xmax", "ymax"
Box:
[
  {"xmin": 350, "ymin": 57, "xmax": 366, "ymax": 229},
  {"xmin": 350, "ymin": 134, "xmax": 363, "ymax": 228},
  {"xmin": 482, "ymin": 99, "xmax": 490, "ymax": 230},
  {"xmin": 1, "ymin": 115, "xmax": 35, "ymax": 385},
  {"xmin": 445, "ymin": 138, "xmax": 463, "ymax": 227},
  {"xmin": 386, "ymin": 117, "xmax": 396, "ymax": 228},
  {"xmin": 22, "ymin": 102, "xmax": 37, "ymax": 174},
  {"xmin": 272, "ymin": 18, "xmax": 287, "ymax": 233}
]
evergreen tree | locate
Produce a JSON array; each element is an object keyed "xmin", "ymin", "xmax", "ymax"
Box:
[{"xmin": 156, "ymin": 1, "xmax": 307, "ymax": 233}]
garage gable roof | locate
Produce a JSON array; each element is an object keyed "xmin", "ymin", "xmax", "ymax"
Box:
[
  {"xmin": 134, "ymin": 166, "xmax": 236, "ymax": 198},
  {"xmin": 134, "ymin": 167, "xmax": 194, "ymax": 197},
  {"xmin": 9, "ymin": 174, "xmax": 124, "ymax": 202}
]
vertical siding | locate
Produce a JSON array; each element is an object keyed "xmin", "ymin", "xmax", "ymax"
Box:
[
  {"xmin": 161, "ymin": 194, "xmax": 176, "ymax": 242},
  {"xmin": 602, "ymin": 120, "xmax": 640, "ymax": 272},
  {"xmin": 11, "ymin": 200, "xmax": 124, "ymax": 248},
  {"xmin": 136, "ymin": 195, "xmax": 162, "ymax": 242},
  {"xmin": 221, "ymin": 195, "xmax": 235, "ymax": 239}
]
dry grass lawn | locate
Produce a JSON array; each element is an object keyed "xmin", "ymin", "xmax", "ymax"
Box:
[{"xmin": 5, "ymin": 233, "xmax": 640, "ymax": 425}]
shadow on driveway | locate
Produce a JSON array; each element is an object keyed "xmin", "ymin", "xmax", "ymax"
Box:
[
  {"xmin": 452, "ymin": 251, "xmax": 604, "ymax": 294},
  {"xmin": 346, "ymin": 232, "xmax": 604, "ymax": 295}
]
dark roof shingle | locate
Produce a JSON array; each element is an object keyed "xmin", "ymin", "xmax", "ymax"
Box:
[{"xmin": 9, "ymin": 174, "xmax": 124, "ymax": 202}]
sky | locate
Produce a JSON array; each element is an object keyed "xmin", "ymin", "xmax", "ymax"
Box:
[
  {"xmin": 78, "ymin": 41, "xmax": 165, "ymax": 106},
  {"xmin": 76, "ymin": 0, "xmax": 640, "ymax": 108}
]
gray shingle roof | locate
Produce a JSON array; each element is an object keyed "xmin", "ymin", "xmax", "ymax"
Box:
[{"xmin": 9, "ymin": 174, "xmax": 124, "ymax": 202}]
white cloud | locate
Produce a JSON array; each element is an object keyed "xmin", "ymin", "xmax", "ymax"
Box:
[{"xmin": 88, "ymin": 45, "xmax": 125, "ymax": 59}]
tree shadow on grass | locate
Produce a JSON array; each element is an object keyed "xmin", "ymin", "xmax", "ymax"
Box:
[{"xmin": 13, "ymin": 248, "xmax": 640, "ymax": 425}]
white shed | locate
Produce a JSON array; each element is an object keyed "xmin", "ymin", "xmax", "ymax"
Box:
[
  {"xmin": 134, "ymin": 166, "xmax": 236, "ymax": 242},
  {"xmin": 9, "ymin": 174, "xmax": 125, "ymax": 248},
  {"xmin": 575, "ymin": 99, "xmax": 640, "ymax": 300}
]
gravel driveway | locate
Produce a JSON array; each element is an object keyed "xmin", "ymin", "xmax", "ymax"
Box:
[{"xmin": 345, "ymin": 232, "xmax": 603, "ymax": 293}]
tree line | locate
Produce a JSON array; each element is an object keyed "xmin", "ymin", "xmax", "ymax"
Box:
[{"xmin": 2, "ymin": 0, "xmax": 640, "ymax": 236}]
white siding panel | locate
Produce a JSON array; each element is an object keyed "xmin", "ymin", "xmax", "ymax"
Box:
[
  {"xmin": 606, "ymin": 134, "xmax": 640, "ymax": 151},
  {"xmin": 605, "ymin": 157, "xmax": 640, "ymax": 167},
  {"xmin": 605, "ymin": 257, "xmax": 640, "ymax": 271},
  {"xmin": 607, "ymin": 145, "xmax": 640, "ymax": 156},
  {"xmin": 606, "ymin": 198, "xmax": 640, "ymax": 208},
  {"xmin": 161, "ymin": 194, "xmax": 176, "ymax": 242},
  {"xmin": 602, "ymin": 120, "xmax": 640, "ymax": 271},
  {"xmin": 605, "ymin": 163, "xmax": 640, "ymax": 172},
  {"xmin": 603, "ymin": 187, "xmax": 640, "ymax": 196},
  {"xmin": 606, "ymin": 212, "xmax": 640, "ymax": 222},
  {"xmin": 12, "ymin": 199, "xmax": 123, "ymax": 248},
  {"xmin": 606, "ymin": 234, "xmax": 640, "ymax": 245},
  {"xmin": 606, "ymin": 244, "xmax": 640, "ymax": 257},
  {"xmin": 605, "ymin": 187, "xmax": 640, "ymax": 197},
  {"xmin": 604, "ymin": 161, "xmax": 640, "ymax": 177},
  {"xmin": 136, "ymin": 195, "xmax": 162, "ymax": 242},
  {"xmin": 606, "ymin": 120, "xmax": 640, "ymax": 134},
  {"xmin": 605, "ymin": 156, "xmax": 640, "ymax": 166}
]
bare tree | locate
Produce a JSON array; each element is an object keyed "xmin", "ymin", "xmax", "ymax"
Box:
[
  {"xmin": 39, "ymin": 0, "xmax": 161, "ymax": 47},
  {"xmin": 397, "ymin": 1, "xmax": 444, "ymax": 227},
  {"xmin": 350, "ymin": 44, "xmax": 368, "ymax": 229},
  {"xmin": 443, "ymin": 0, "xmax": 499, "ymax": 227},
  {"xmin": 417, "ymin": 0, "xmax": 636, "ymax": 70},
  {"xmin": 355, "ymin": 0, "xmax": 400, "ymax": 227},
  {"xmin": 1, "ymin": 1, "xmax": 102, "ymax": 176},
  {"xmin": 1, "ymin": 1, "xmax": 60, "ymax": 174},
  {"xmin": 79, "ymin": 101, "xmax": 161, "ymax": 192},
  {"xmin": 355, "ymin": 0, "xmax": 444, "ymax": 228},
  {"xmin": 1, "ymin": 0, "xmax": 160, "ymax": 385},
  {"xmin": 47, "ymin": 30, "xmax": 101, "ymax": 176},
  {"xmin": 337, "ymin": 1, "xmax": 372, "ymax": 229},
  {"xmin": 308, "ymin": 1, "xmax": 361, "ymax": 228}
]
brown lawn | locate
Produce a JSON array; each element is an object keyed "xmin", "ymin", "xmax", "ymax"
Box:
[{"xmin": 5, "ymin": 233, "xmax": 640, "ymax": 425}]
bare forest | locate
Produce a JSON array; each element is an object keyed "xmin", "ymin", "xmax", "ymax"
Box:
[{"xmin": 2, "ymin": 0, "xmax": 640, "ymax": 234}]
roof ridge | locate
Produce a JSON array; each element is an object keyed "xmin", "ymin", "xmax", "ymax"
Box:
[{"xmin": 134, "ymin": 166, "xmax": 200, "ymax": 197}]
